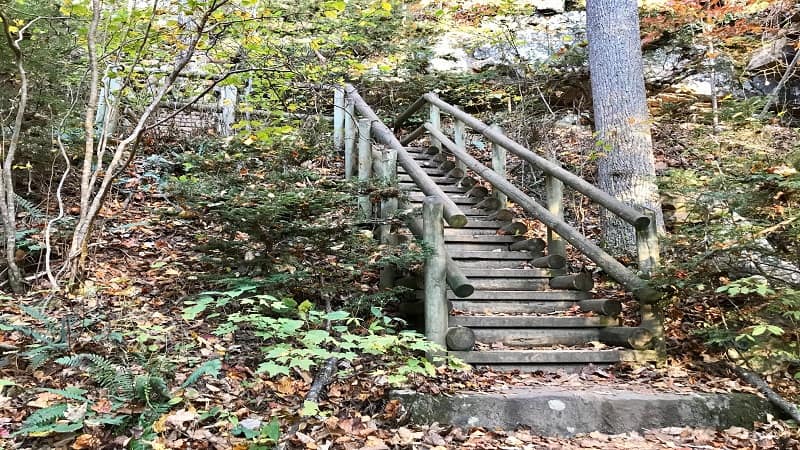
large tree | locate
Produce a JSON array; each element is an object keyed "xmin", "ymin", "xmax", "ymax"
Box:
[{"xmin": 586, "ymin": 0, "xmax": 663, "ymax": 256}]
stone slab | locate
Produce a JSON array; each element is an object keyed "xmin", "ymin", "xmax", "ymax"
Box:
[{"xmin": 391, "ymin": 387, "xmax": 778, "ymax": 436}]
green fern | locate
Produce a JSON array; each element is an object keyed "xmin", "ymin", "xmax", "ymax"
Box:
[
  {"xmin": 181, "ymin": 358, "xmax": 221, "ymax": 388},
  {"xmin": 40, "ymin": 387, "xmax": 88, "ymax": 402},
  {"xmin": 22, "ymin": 404, "xmax": 67, "ymax": 427},
  {"xmin": 14, "ymin": 194, "xmax": 45, "ymax": 220},
  {"xmin": 55, "ymin": 354, "xmax": 134, "ymax": 400}
]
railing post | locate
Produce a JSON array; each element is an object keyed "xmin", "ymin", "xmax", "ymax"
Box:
[
  {"xmin": 454, "ymin": 118, "xmax": 467, "ymax": 174},
  {"xmin": 423, "ymin": 196, "xmax": 447, "ymax": 351},
  {"xmin": 357, "ymin": 118, "xmax": 373, "ymax": 220},
  {"xmin": 546, "ymin": 151, "xmax": 566, "ymax": 258},
  {"xmin": 490, "ymin": 124, "xmax": 507, "ymax": 207},
  {"xmin": 344, "ymin": 95, "xmax": 356, "ymax": 180},
  {"xmin": 333, "ymin": 88, "xmax": 345, "ymax": 150},
  {"xmin": 429, "ymin": 96, "xmax": 442, "ymax": 154},
  {"xmin": 373, "ymin": 148, "xmax": 398, "ymax": 243},
  {"xmin": 636, "ymin": 207, "xmax": 664, "ymax": 361}
]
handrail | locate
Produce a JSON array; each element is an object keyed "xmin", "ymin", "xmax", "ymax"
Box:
[
  {"xmin": 422, "ymin": 93, "xmax": 650, "ymax": 231},
  {"xmin": 400, "ymin": 200, "xmax": 474, "ymax": 298},
  {"xmin": 393, "ymin": 96, "xmax": 427, "ymax": 131},
  {"xmin": 425, "ymin": 123, "xmax": 658, "ymax": 302},
  {"xmin": 344, "ymin": 85, "xmax": 467, "ymax": 228}
]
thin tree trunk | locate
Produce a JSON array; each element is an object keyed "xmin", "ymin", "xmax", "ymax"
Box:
[
  {"xmin": 758, "ymin": 48, "xmax": 800, "ymax": 119},
  {"xmin": 0, "ymin": 10, "xmax": 29, "ymax": 293},
  {"xmin": 586, "ymin": 0, "xmax": 664, "ymax": 256}
]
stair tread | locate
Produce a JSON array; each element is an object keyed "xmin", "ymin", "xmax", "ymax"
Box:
[
  {"xmin": 457, "ymin": 268, "xmax": 556, "ymax": 278},
  {"xmin": 424, "ymin": 290, "xmax": 593, "ymax": 300},
  {"xmin": 449, "ymin": 250, "xmax": 538, "ymax": 259},
  {"xmin": 444, "ymin": 235, "xmax": 521, "ymax": 243},
  {"xmin": 451, "ymin": 300, "xmax": 577, "ymax": 314},
  {"xmin": 449, "ymin": 349, "xmax": 622, "ymax": 364},
  {"xmin": 450, "ymin": 315, "xmax": 615, "ymax": 328}
]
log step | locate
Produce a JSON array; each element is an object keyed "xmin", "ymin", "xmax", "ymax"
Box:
[
  {"xmin": 408, "ymin": 193, "xmax": 481, "ymax": 205},
  {"xmin": 444, "ymin": 235, "xmax": 521, "ymax": 243},
  {"xmin": 435, "ymin": 290, "xmax": 593, "ymax": 301},
  {"xmin": 400, "ymin": 183, "xmax": 466, "ymax": 193},
  {"xmin": 446, "ymin": 242, "xmax": 512, "ymax": 251},
  {"xmin": 449, "ymin": 349, "xmax": 622, "ymax": 365},
  {"xmin": 448, "ymin": 259, "xmax": 537, "ymax": 269},
  {"xmin": 458, "ymin": 268, "xmax": 556, "ymax": 278},
  {"xmin": 468, "ymin": 278, "xmax": 549, "ymax": 290},
  {"xmin": 450, "ymin": 315, "xmax": 615, "ymax": 328},
  {"xmin": 472, "ymin": 328, "xmax": 602, "ymax": 346},
  {"xmin": 451, "ymin": 299, "xmax": 621, "ymax": 316},
  {"xmin": 399, "ymin": 175, "xmax": 458, "ymax": 185},
  {"xmin": 448, "ymin": 220, "xmax": 515, "ymax": 229},
  {"xmin": 451, "ymin": 300, "xmax": 577, "ymax": 314},
  {"xmin": 449, "ymin": 250, "xmax": 538, "ymax": 260}
]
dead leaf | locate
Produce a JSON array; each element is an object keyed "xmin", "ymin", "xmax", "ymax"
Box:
[{"xmin": 71, "ymin": 433, "xmax": 101, "ymax": 449}]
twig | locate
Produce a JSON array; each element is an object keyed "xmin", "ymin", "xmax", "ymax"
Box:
[
  {"xmin": 729, "ymin": 363, "xmax": 800, "ymax": 422},
  {"xmin": 758, "ymin": 46, "xmax": 800, "ymax": 119}
]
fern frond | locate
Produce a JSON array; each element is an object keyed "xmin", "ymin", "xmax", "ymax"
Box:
[
  {"xmin": 22, "ymin": 404, "xmax": 67, "ymax": 426},
  {"xmin": 40, "ymin": 387, "xmax": 88, "ymax": 402},
  {"xmin": 181, "ymin": 358, "xmax": 221, "ymax": 388},
  {"xmin": 14, "ymin": 194, "xmax": 45, "ymax": 220}
]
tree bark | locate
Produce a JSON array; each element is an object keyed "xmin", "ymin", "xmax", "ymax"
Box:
[{"xmin": 586, "ymin": 0, "xmax": 663, "ymax": 256}]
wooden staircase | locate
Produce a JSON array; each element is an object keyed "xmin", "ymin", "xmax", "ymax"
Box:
[
  {"xmin": 335, "ymin": 85, "xmax": 663, "ymax": 373},
  {"xmin": 399, "ymin": 146, "xmax": 646, "ymax": 372}
]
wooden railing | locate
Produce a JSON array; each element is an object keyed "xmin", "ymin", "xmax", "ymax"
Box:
[
  {"xmin": 333, "ymin": 86, "xmax": 663, "ymax": 352},
  {"xmin": 332, "ymin": 86, "xmax": 475, "ymax": 340},
  {"xmin": 392, "ymin": 92, "xmax": 664, "ymax": 350}
]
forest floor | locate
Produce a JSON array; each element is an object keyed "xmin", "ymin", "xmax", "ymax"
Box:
[{"xmin": 1, "ymin": 126, "xmax": 798, "ymax": 449}]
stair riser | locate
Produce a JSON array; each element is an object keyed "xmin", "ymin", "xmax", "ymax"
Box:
[
  {"xmin": 398, "ymin": 175, "xmax": 458, "ymax": 185},
  {"xmin": 444, "ymin": 229, "xmax": 509, "ymax": 236},
  {"xmin": 469, "ymin": 279, "xmax": 549, "ymax": 290},
  {"xmin": 461, "ymin": 363, "xmax": 614, "ymax": 374},
  {"xmin": 451, "ymin": 316, "xmax": 614, "ymax": 328},
  {"xmin": 472, "ymin": 328, "xmax": 601, "ymax": 347},
  {"xmin": 401, "ymin": 184, "xmax": 466, "ymax": 193},
  {"xmin": 447, "ymin": 243, "xmax": 511, "ymax": 251},
  {"xmin": 448, "ymin": 260, "xmax": 531, "ymax": 269},
  {"xmin": 421, "ymin": 290, "xmax": 593, "ymax": 301},
  {"xmin": 451, "ymin": 301, "xmax": 576, "ymax": 314}
]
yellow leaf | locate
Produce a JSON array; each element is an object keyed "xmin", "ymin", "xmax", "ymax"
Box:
[
  {"xmin": 152, "ymin": 414, "xmax": 168, "ymax": 433},
  {"xmin": 323, "ymin": 10, "xmax": 338, "ymax": 18},
  {"xmin": 381, "ymin": 1, "xmax": 392, "ymax": 11},
  {"xmin": 8, "ymin": 25, "xmax": 19, "ymax": 33}
]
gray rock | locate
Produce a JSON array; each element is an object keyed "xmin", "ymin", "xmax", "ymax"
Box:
[
  {"xmin": 747, "ymin": 38, "xmax": 793, "ymax": 71},
  {"xmin": 392, "ymin": 387, "xmax": 780, "ymax": 437}
]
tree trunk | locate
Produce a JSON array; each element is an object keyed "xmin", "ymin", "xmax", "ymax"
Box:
[{"xmin": 586, "ymin": 0, "xmax": 663, "ymax": 256}]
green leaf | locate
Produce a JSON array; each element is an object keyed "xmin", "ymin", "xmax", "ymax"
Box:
[
  {"xmin": 260, "ymin": 418, "xmax": 280, "ymax": 441},
  {"xmin": 751, "ymin": 325, "xmax": 767, "ymax": 336},
  {"xmin": 181, "ymin": 359, "xmax": 222, "ymax": 388},
  {"xmin": 256, "ymin": 362, "xmax": 290, "ymax": 377},
  {"xmin": 299, "ymin": 400, "xmax": 320, "ymax": 417},
  {"xmin": 323, "ymin": 311, "xmax": 349, "ymax": 321},
  {"xmin": 301, "ymin": 329, "xmax": 330, "ymax": 347}
]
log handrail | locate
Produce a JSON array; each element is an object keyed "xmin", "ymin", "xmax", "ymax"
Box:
[
  {"xmin": 424, "ymin": 123, "xmax": 658, "ymax": 302},
  {"xmin": 344, "ymin": 85, "xmax": 467, "ymax": 228},
  {"xmin": 422, "ymin": 94, "xmax": 650, "ymax": 230}
]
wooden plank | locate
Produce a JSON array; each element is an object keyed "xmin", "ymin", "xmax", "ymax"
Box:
[
  {"xmin": 450, "ymin": 316, "xmax": 615, "ymax": 328},
  {"xmin": 451, "ymin": 300, "xmax": 576, "ymax": 314},
  {"xmin": 470, "ymin": 363, "xmax": 614, "ymax": 373},
  {"xmin": 450, "ymin": 220, "xmax": 513, "ymax": 229},
  {"xmin": 447, "ymin": 259, "xmax": 532, "ymax": 269},
  {"xmin": 402, "ymin": 184, "xmax": 466, "ymax": 193},
  {"xmin": 458, "ymin": 268, "xmax": 554, "ymax": 278},
  {"xmin": 471, "ymin": 328, "xmax": 602, "ymax": 346},
  {"xmin": 444, "ymin": 228, "xmax": 509, "ymax": 236},
  {"xmin": 449, "ymin": 250, "xmax": 537, "ymax": 260},
  {"xmin": 468, "ymin": 278, "xmax": 549, "ymax": 290},
  {"xmin": 408, "ymin": 193, "xmax": 481, "ymax": 205},
  {"xmin": 445, "ymin": 242, "xmax": 511, "ymax": 251},
  {"xmin": 444, "ymin": 235, "xmax": 521, "ymax": 243},
  {"xmin": 440, "ymin": 290, "xmax": 592, "ymax": 301},
  {"xmin": 449, "ymin": 349, "xmax": 622, "ymax": 364},
  {"xmin": 399, "ymin": 175, "xmax": 457, "ymax": 185}
]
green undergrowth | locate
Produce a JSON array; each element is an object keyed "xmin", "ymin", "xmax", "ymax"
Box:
[{"xmin": 654, "ymin": 122, "xmax": 800, "ymax": 377}]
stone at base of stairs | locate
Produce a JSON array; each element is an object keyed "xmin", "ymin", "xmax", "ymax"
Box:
[{"xmin": 391, "ymin": 387, "xmax": 778, "ymax": 437}]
